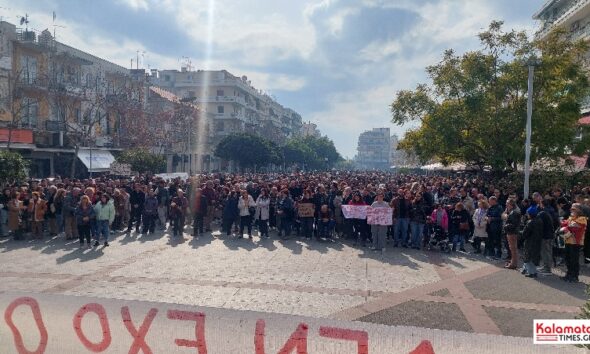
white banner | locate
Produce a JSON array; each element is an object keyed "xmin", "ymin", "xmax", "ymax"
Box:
[
  {"xmin": 0, "ymin": 292, "xmax": 578, "ymax": 353},
  {"xmin": 341, "ymin": 205, "xmax": 369, "ymax": 219}
]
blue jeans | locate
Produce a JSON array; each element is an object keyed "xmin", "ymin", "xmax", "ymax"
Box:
[
  {"xmin": 452, "ymin": 233, "xmax": 465, "ymax": 250},
  {"xmin": 56, "ymin": 213, "xmax": 64, "ymax": 233},
  {"xmin": 96, "ymin": 220, "xmax": 110, "ymax": 242},
  {"xmin": 394, "ymin": 218, "xmax": 409, "ymax": 246},
  {"xmin": 410, "ymin": 222, "xmax": 424, "ymax": 248}
]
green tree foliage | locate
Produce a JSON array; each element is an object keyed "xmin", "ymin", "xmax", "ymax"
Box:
[
  {"xmin": 116, "ymin": 148, "xmax": 166, "ymax": 174},
  {"xmin": 214, "ymin": 133, "xmax": 283, "ymax": 169},
  {"xmin": 0, "ymin": 151, "xmax": 28, "ymax": 185},
  {"xmin": 282, "ymin": 136, "xmax": 342, "ymax": 169},
  {"xmin": 391, "ymin": 21, "xmax": 590, "ymax": 172},
  {"xmin": 215, "ymin": 133, "xmax": 342, "ymax": 170}
]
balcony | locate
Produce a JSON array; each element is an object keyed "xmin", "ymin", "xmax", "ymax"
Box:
[
  {"xmin": 45, "ymin": 120, "xmax": 66, "ymax": 132},
  {"xmin": 537, "ymin": 0, "xmax": 590, "ymax": 38}
]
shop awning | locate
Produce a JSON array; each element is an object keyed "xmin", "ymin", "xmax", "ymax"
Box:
[{"xmin": 77, "ymin": 149, "xmax": 115, "ymax": 172}]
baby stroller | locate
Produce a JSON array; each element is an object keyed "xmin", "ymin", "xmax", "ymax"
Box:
[{"xmin": 427, "ymin": 225, "xmax": 452, "ymax": 253}]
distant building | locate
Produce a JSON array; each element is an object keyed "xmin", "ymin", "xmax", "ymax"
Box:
[
  {"xmin": 355, "ymin": 128, "xmax": 390, "ymax": 170},
  {"xmin": 301, "ymin": 121, "xmax": 321, "ymax": 138},
  {"xmin": 151, "ymin": 69, "xmax": 303, "ymax": 171}
]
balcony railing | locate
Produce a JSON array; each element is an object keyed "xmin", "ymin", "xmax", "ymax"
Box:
[
  {"xmin": 45, "ymin": 120, "xmax": 67, "ymax": 132},
  {"xmin": 537, "ymin": 0, "xmax": 590, "ymax": 38}
]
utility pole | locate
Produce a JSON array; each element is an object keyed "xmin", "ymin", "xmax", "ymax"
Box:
[{"xmin": 524, "ymin": 56, "xmax": 540, "ymax": 199}]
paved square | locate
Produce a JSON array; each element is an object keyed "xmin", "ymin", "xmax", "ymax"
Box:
[{"xmin": 0, "ymin": 227, "xmax": 588, "ymax": 338}]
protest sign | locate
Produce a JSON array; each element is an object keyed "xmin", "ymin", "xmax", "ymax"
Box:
[
  {"xmin": 341, "ymin": 205, "xmax": 368, "ymax": 219},
  {"xmin": 367, "ymin": 207, "xmax": 393, "ymax": 225},
  {"xmin": 298, "ymin": 203, "xmax": 315, "ymax": 218}
]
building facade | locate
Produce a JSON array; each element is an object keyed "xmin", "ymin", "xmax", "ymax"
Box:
[
  {"xmin": 534, "ymin": 0, "xmax": 590, "ymax": 112},
  {"xmin": 355, "ymin": 128, "xmax": 391, "ymax": 170},
  {"xmin": 301, "ymin": 121, "xmax": 321, "ymax": 138},
  {"xmin": 0, "ymin": 21, "xmax": 137, "ymax": 177},
  {"xmin": 151, "ymin": 68, "xmax": 303, "ymax": 171}
]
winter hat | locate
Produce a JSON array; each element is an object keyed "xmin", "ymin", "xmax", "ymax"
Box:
[{"xmin": 526, "ymin": 206, "xmax": 538, "ymax": 218}]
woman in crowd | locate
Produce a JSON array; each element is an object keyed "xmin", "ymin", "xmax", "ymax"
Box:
[
  {"xmin": 471, "ymin": 199, "xmax": 488, "ymax": 254},
  {"xmin": 503, "ymin": 199, "xmax": 522, "ymax": 269},
  {"xmin": 238, "ymin": 189, "xmax": 256, "ymax": 239},
  {"xmin": 562, "ymin": 203, "xmax": 588, "ymax": 282},
  {"xmin": 94, "ymin": 194, "xmax": 115, "ymax": 247},
  {"xmin": 54, "ymin": 188, "xmax": 66, "ymax": 236},
  {"xmin": 370, "ymin": 189, "xmax": 389, "ymax": 252},
  {"xmin": 28, "ymin": 191, "xmax": 47, "ymax": 239},
  {"xmin": 255, "ymin": 188, "xmax": 270, "ymax": 238},
  {"xmin": 76, "ymin": 195, "xmax": 95, "ymax": 247},
  {"xmin": 450, "ymin": 202, "xmax": 469, "ymax": 252}
]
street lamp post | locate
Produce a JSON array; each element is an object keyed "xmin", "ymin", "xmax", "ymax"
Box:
[{"xmin": 524, "ymin": 56, "xmax": 540, "ymax": 199}]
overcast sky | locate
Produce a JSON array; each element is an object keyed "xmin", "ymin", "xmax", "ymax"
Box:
[{"xmin": 1, "ymin": 0, "xmax": 546, "ymax": 158}]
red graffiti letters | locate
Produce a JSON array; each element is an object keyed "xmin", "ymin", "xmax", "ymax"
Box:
[
  {"xmin": 319, "ymin": 326, "xmax": 369, "ymax": 354},
  {"xmin": 4, "ymin": 297, "xmax": 48, "ymax": 354},
  {"xmin": 167, "ymin": 310, "xmax": 208, "ymax": 354},
  {"xmin": 73, "ymin": 303, "xmax": 112, "ymax": 352},
  {"xmin": 121, "ymin": 306, "xmax": 158, "ymax": 354}
]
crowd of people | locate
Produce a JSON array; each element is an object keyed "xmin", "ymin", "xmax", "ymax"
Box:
[{"xmin": 0, "ymin": 171, "xmax": 588, "ymax": 282}]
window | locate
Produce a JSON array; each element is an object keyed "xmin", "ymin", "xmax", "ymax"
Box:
[
  {"xmin": 188, "ymin": 90, "xmax": 196, "ymax": 98},
  {"xmin": 75, "ymin": 108, "xmax": 81, "ymax": 123},
  {"xmin": 21, "ymin": 98, "xmax": 38, "ymax": 128},
  {"xmin": 106, "ymin": 113, "xmax": 111, "ymax": 135},
  {"xmin": 217, "ymin": 89, "xmax": 224, "ymax": 96},
  {"xmin": 215, "ymin": 121, "xmax": 224, "ymax": 132},
  {"xmin": 217, "ymin": 105, "xmax": 224, "ymax": 114},
  {"xmin": 20, "ymin": 56, "xmax": 37, "ymax": 84},
  {"xmin": 164, "ymin": 75, "xmax": 170, "ymax": 81}
]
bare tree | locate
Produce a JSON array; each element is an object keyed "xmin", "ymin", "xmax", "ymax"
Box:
[{"xmin": 0, "ymin": 67, "xmax": 40, "ymax": 150}]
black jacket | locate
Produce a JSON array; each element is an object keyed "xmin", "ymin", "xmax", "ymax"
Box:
[{"xmin": 537, "ymin": 210, "xmax": 555, "ymax": 240}]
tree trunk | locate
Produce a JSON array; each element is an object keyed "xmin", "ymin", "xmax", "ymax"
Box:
[
  {"xmin": 71, "ymin": 145, "xmax": 79, "ymax": 179},
  {"xmin": 6, "ymin": 126, "xmax": 13, "ymax": 151}
]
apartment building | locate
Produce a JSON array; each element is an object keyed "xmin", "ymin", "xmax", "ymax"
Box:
[
  {"xmin": 534, "ymin": 0, "xmax": 590, "ymax": 112},
  {"xmin": 151, "ymin": 68, "xmax": 303, "ymax": 171},
  {"xmin": 301, "ymin": 121, "xmax": 321, "ymax": 138},
  {"xmin": 355, "ymin": 128, "xmax": 391, "ymax": 170},
  {"xmin": 0, "ymin": 21, "xmax": 136, "ymax": 177}
]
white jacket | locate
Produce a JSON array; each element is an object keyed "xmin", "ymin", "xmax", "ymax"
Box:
[{"xmin": 238, "ymin": 195, "xmax": 256, "ymax": 217}]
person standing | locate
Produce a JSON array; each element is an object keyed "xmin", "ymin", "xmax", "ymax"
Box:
[
  {"xmin": 142, "ymin": 189, "xmax": 159, "ymax": 235},
  {"xmin": 28, "ymin": 192, "xmax": 47, "ymax": 239},
  {"xmin": 471, "ymin": 200, "xmax": 488, "ymax": 254},
  {"xmin": 450, "ymin": 203, "xmax": 470, "ymax": 252},
  {"xmin": 370, "ymin": 190, "xmax": 389, "ymax": 252},
  {"xmin": 486, "ymin": 196, "xmax": 504, "ymax": 259},
  {"xmin": 238, "ymin": 189, "xmax": 256, "ymax": 239},
  {"xmin": 7, "ymin": 192, "xmax": 23, "ymax": 240},
  {"xmin": 255, "ymin": 189, "xmax": 270, "ymax": 238},
  {"xmin": 127, "ymin": 183, "xmax": 145, "ymax": 234},
  {"xmin": 562, "ymin": 203, "xmax": 588, "ymax": 282},
  {"xmin": 93, "ymin": 194, "xmax": 115, "ymax": 247},
  {"xmin": 46, "ymin": 186, "xmax": 58, "ymax": 237},
  {"xmin": 170, "ymin": 189, "xmax": 189, "ymax": 237},
  {"xmin": 76, "ymin": 195, "xmax": 95, "ymax": 247},
  {"xmin": 503, "ymin": 199, "xmax": 522, "ymax": 269},
  {"xmin": 392, "ymin": 190, "xmax": 411, "ymax": 247},
  {"xmin": 156, "ymin": 180, "xmax": 170, "ymax": 230},
  {"xmin": 222, "ymin": 190, "xmax": 239, "ymax": 236},
  {"xmin": 192, "ymin": 188, "xmax": 208, "ymax": 238},
  {"xmin": 298, "ymin": 190, "xmax": 315, "ymax": 240},
  {"xmin": 521, "ymin": 206, "xmax": 543, "ymax": 278},
  {"xmin": 277, "ymin": 189, "xmax": 294, "ymax": 239},
  {"xmin": 202, "ymin": 181, "xmax": 217, "ymax": 232},
  {"xmin": 409, "ymin": 193, "xmax": 428, "ymax": 250},
  {"xmin": 537, "ymin": 199, "xmax": 556, "ymax": 275}
]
